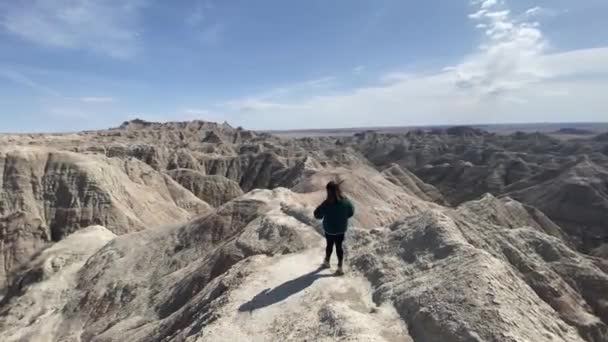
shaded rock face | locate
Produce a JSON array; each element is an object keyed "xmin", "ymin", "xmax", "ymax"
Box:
[
  {"xmin": 167, "ymin": 169, "xmax": 244, "ymax": 207},
  {"xmin": 381, "ymin": 163, "xmax": 446, "ymax": 204},
  {"xmin": 557, "ymin": 128, "xmax": 595, "ymax": 135},
  {"xmin": 444, "ymin": 125, "xmax": 490, "ymax": 137},
  {"xmin": 504, "ymin": 158, "xmax": 608, "ymax": 253},
  {"xmin": 593, "ymin": 132, "xmax": 608, "ymax": 142}
]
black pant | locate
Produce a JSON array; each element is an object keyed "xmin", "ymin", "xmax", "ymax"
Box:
[{"xmin": 325, "ymin": 234, "xmax": 345, "ymax": 267}]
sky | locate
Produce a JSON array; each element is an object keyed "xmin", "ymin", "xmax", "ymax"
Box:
[{"xmin": 0, "ymin": 0, "xmax": 607, "ymax": 132}]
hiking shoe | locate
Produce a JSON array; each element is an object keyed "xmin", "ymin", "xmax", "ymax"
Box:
[
  {"xmin": 336, "ymin": 266, "xmax": 345, "ymax": 276},
  {"xmin": 321, "ymin": 260, "xmax": 330, "ymax": 269}
]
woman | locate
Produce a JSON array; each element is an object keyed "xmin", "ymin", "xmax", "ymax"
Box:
[{"xmin": 314, "ymin": 181, "xmax": 355, "ymax": 275}]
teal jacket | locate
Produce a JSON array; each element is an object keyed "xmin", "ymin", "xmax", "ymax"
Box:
[{"xmin": 314, "ymin": 198, "xmax": 355, "ymax": 235}]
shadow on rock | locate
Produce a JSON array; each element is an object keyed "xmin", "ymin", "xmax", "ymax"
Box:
[{"xmin": 238, "ymin": 267, "xmax": 336, "ymax": 312}]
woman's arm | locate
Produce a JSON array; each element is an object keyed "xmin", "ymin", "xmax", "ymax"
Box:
[
  {"xmin": 314, "ymin": 201, "xmax": 326, "ymax": 219},
  {"xmin": 347, "ymin": 200, "xmax": 354, "ymax": 218}
]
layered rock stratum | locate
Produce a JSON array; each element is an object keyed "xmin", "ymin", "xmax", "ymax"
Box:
[{"xmin": 0, "ymin": 120, "xmax": 607, "ymax": 342}]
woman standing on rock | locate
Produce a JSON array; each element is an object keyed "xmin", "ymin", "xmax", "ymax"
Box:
[{"xmin": 314, "ymin": 181, "xmax": 355, "ymax": 275}]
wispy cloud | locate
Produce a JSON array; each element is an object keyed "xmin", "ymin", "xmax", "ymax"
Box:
[
  {"xmin": 183, "ymin": 108, "xmax": 212, "ymax": 116},
  {"xmin": 225, "ymin": 98, "xmax": 293, "ymax": 113},
  {"xmin": 186, "ymin": 0, "xmax": 214, "ymax": 27},
  {"xmin": 223, "ymin": 76, "xmax": 337, "ymax": 112},
  {"xmin": 301, "ymin": 77, "xmax": 336, "ymax": 88},
  {"xmin": 524, "ymin": 6, "xmax": 542, "ymax": 17},
  {"xmin": 198, "ymin": 23, "xmax": 223, "ymax": 45},
  {"xmin": 0, "ymin": 67, "xmax": 120, "ymax": 105},
  {"xmin": 0, "ymin": 67, "xmax": 59, "ymax": 95},
  {"xmin": 48, "ymin": 107, "xmax": 90, "ymax": 119},
  {"xmin": 79, "ymin": 96, "xmax": 114, "ymax": 103},
  {"xmin": 522, "ymin": 6, "xmax": 564, "ymax": 18},
  {"xmin": 184, "ymin": 0, "xmax": 223, "ymax": 45},
  {"xmin": 353, "ymin": 65, "xmax": 365, "ymax": 73},
  {"xmin": 380, "ymin": 72, "xmax": 412, "ymax": 83},
  {"xmin": 0, "ymin": 0, "xmax": 146, "ymax": 58},
  {"xmin": 480, "ymin": 0, "xmax": 498, "ymax": 9},
  {"xmin": 46, "ymin": 95, "xmax": 118, "ymax": 121}
]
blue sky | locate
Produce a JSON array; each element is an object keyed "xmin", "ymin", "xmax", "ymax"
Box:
[{"xmin": 0, "ymin": 0, "xmax": 607, "ymax": 132}]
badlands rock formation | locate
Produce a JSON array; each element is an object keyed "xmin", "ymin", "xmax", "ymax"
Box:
[
  {"xmin": 346, "ymin": 128, "xmax": 608, "ymax": 253},
  {"xmin": 0, "ymin": 147, "xmax": 209, "ymax": 295},
  {"xmin": 0, "ymin": 120, "xmax": 607, "ymax": 342}
]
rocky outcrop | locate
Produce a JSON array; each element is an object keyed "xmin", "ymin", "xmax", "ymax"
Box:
[
  {"xmin": 505, "ymin": 157, "xmax": 608, "ymax": 253},
  {"xmin": 339, "ymin": 126, "xmax": 608, "ymax": 258},
  {"xmin": 381, "ymin": 163, "xmax": 446, "ymax": 204},
  {"xmin": 105, "ymin": 143, "xmax": 164, "ymax": 170},
  {"xmin": 0, "ymin": 189, "xmax": 319, "ymax": 341},
  {"xmin": 168, "ymin": 169, "xmax": 244, "ymax": 207},
  {"xmin": 458, "ymin": 194, "xmax": 568, "ymax": 241},
  {"xmin": 351, "ymin": 205, "xmax": 608, "ymax": 342},
  {"xmin": 0, "ymin": 225, "xmax": 116, "ymax": 340},
  {"xmin": 0, "ymin": 147, "xmax": 210, "ymax": 296}
]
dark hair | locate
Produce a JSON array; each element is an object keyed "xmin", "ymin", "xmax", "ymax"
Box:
[{"xmin": 326, "ymin": 181, "xmax": 344, "ymax": 203}]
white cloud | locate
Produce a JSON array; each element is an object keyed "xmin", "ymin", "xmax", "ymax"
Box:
[
  {"xmin": 202, "ymin": 1, "xmax": 608, "ymax": 130},
  {"xmin": 522, "ymin": 6, "xmax": 563, "ymax": 18},
  {"xmin": 0, "ymin": 0, "xmax": 145, "ymax": 58},
  {"xmin": 79, "ymin": 96, "xmax": 114, "ymax": 103},
  {"xmin": 485, "ymin": 10, "xmax": 510, "ymax": 19},
  {"xmin": 453, "ymin": 0, "xmax": 547, "ymax": 98},
  {"xmin": 524, "ymin": 6, "xmax": 542, "ymax": 17},
  {"xmin": 468, "ymin": 10, "xmax": 487, "ymax": 19},
  {"xmin": 215, "ymin": 50, "xmax": 608, "ymax": 130},
  {"xmin": 480, "ymin": 0, "xmax": 498, "ymax": 9},
  {"xmin": 10, "ymin": 0, "xmax": 604, "ymax": 131},
  {"xmin": 184, "ymin": 108, "xmax": 211, "ymax": 115}
]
